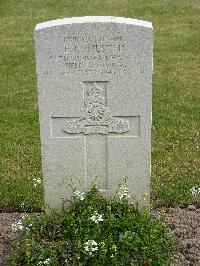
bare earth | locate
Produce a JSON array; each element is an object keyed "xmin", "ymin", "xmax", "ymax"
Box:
[
  {"xmin": 0, "ymin": 208, "xmax": 199, "ymax": 266},
  {"xmin": 153, "ymin": 207, "xmax": 200, "ymax": 266}
]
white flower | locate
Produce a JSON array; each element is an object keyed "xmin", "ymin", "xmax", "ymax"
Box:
[
  {"xmin": 33, "ymin": 178, "xmax": 42, "ymax": 187},
  {"xmin": 11, "ymin": 220, "xmax": 24, "ymax": 231},
  {"xmin": 74, "ymin": 190, "xmax": 85, "ymax": 200},
  {"xmin": 107, "ymin": 205, "xmax": 111, "ymax": 211},
  {"xmin": 190, "ymin": 187, "xmax": 200, "ymax": 197},
  {"xmin": 44, "ymin": 258, "xmax": 51, "ymax": 265},
  {"xmin": 118, "ymin": 183, "xmax": 130, "ymax": 200},
  {"xmin": 100, "ymin": 241, "xmax": 105, "ymax": 247},
  {"xmin": 37, "ymin": 258, "xmax": 51, "ymax": 265},
  {"xmin": 112, "ymin": 244, "xmax": 117, "ymax": 252},
  {"xmin": 90, "ymin": 211, "xmax": 104, "ymax": 223},
  {"xmin": 84, "ymin": 240, "xmax": 98, "ymax": 252},
  {"xmin": 26, "ymin": 223, "xmax": 33, "ymax": 230}
]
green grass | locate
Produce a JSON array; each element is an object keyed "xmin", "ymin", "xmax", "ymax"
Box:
[{"xmin": 0, "ymin": 0, "xmax": 199, "ymax": 212}]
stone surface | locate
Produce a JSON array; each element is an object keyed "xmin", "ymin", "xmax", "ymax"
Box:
[{"xmin": 34, "ymin": 16, "xmax": 153, "ymax": 211}]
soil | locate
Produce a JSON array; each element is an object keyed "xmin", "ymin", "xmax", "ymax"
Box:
[
  {"xmin": 153, "ymin": 207, "xmax": 200, "ymax": 266},
  {"xmin": 0, "ymin": 213, "xmax": 23, "ymax": 266},
  {"xmin": 0, "ymin": 207, "xmax": 199, "ymax": 266}
]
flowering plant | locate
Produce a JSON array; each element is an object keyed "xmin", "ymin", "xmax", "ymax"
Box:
[
  {"xmin": 9, "ymin": 182, "xmax": 175, "ymax": 266},
  {"xmin": 90, "ymin": 211, "xmax": 104, "ymax": 223}
]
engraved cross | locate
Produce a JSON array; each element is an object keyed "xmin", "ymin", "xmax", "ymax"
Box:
[{"xmin": 51, "ymin": 82, "xmax": 140, "ymax": 190}]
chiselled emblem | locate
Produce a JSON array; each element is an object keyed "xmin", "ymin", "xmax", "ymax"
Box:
[{"xmin": 63, "ymin": 83, "xmax": 129, "ymax": 135}]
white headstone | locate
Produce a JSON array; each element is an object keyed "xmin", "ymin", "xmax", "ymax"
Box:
[{"xmin": 35, "ymin": 16, "xmax": 153, "ymax": 211}]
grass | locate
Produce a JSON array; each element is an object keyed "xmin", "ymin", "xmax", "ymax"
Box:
[{"xmin": 0, "ymin": 0, "xmax": 199, "ymax": 212}]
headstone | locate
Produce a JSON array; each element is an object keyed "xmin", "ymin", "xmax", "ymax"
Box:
[{"xmin": 34, "ymin": 16, "xmax": 153, "ymax": 211}]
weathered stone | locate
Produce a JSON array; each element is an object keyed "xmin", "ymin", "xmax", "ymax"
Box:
[{"xmin": 34, "ymin": 16, "xmax": 153, "ymax": 211}]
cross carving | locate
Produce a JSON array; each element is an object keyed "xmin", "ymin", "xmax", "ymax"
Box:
[{"xmin": 51, "ymin": 81, "xmax": 140, "ymax": 190}]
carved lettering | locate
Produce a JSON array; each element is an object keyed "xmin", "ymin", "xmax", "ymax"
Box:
[{"xmin": 42, "ymin": 34, "xmax": 131, "ymax": 76}]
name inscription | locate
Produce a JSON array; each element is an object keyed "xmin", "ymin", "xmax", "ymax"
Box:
[{"xmin": 43, "ymin": 34, "xmax": 133, "ymax": 76}]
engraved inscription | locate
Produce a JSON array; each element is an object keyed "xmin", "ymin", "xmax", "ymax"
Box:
[
  {"xmin": 43, "ymin": 34, "xmax": 133, "ymax": 76},
  {"xmin": 63, "ymin": 83, "xmax": 129, "ymax": 135}
]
